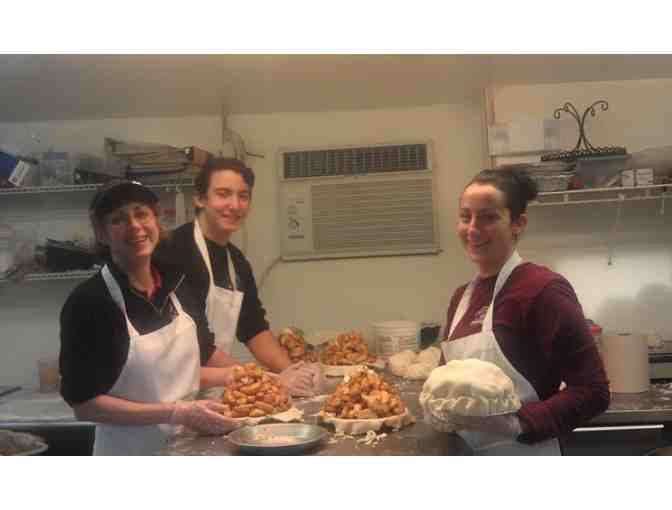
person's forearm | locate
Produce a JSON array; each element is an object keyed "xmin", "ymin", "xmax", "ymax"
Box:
[
  {"xmin": 72, "ymin": 394, "xmax": 175, "ymax": 426},
  {"xmin": 206, "ymin": 348, "xmax": 242, "ymax": 368},
  {"xmin": 247, "ymin": 330, "xmax": 292, "ymax": 372},
  {"xmin": 200, "ymin": 366, "xmax": 236, "ymax": 390}
]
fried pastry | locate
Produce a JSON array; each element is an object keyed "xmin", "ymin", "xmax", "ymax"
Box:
[
  {"xmin": 320, "ymin": 331, "xmax": 376, "ymax": 366},
  {"xmin": 220, "ymin": 363, "xmax": 292, "ymax": 418},
  {"xmin": 278, "ymin": 327, "xmax": 319, "ymax": 363},
  {"xmin": 322, "ymin": 369, "xmax": 406, "ymax": 419}
]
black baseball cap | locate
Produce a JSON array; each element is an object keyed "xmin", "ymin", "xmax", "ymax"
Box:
[{"xmin": 90, "ymin": 180, "xmax": 159, "ymax": 220}]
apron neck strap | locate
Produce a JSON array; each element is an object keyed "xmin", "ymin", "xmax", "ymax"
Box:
[
  {"xmin": 194, "ymin": 219, "xmax": 237, "ymax": 293},
  {"xmin": 448, "ymin": 251, "xmax": 523, "ymax": 336},
  {"xmin": 102, "ymin": 265, "xmax": 140, "ymax": 337},
  {"xmin": 481, "ymin": 250, "xmax": 522, "ymax": 330}
]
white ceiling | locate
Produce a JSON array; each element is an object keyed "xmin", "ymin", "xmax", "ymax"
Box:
[{"xmin": 2, "ymin": 54, "xmax": 672, "ymax": 122}]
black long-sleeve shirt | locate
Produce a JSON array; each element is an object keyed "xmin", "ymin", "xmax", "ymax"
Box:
[
  {"xmin": 59, "ymin": 258, "xmax": 215, "ymax": 405},
  {"xmin": 155, "ymin": 221, "xmax": 270, "ymax": 344}
]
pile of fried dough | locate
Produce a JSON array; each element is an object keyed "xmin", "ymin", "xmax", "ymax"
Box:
[
  {"xmin": 322, "ymin": 369, "xmax": 406, "ymax": 419},
  {"xmin": 278, "ymin": 327, "xmax": 318, "ymax": 363},
  {"xmin": 220, "ymin": 363, "xmax": 292, "ymax": 418},
  {"xmin": 320, "ymin": 331, "xmax": 375, "ymax": 366}
]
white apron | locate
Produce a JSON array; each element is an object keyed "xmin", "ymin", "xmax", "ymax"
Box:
[
  {"xmin": 193, "ymin": 219, "xmax": 244, "ymax": 353},
  {"xmin": 94, "ymin": 265, "xmax": 200, "ymax": 456},
  {"xmin": 441, "ymin": 251, "xmax": 561, "ymax": 456}
]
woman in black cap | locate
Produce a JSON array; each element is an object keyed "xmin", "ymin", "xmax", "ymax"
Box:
[{"xmin": 59, "ymin": 180, "xmax": 241, "ymax": 455}]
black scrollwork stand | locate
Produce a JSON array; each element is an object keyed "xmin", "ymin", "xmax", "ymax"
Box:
[{"xmin": 541, "ymin": 100, "xmax": 627, "ymax": 162}]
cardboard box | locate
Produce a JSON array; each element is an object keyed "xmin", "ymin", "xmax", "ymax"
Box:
[
  {"xmin": 635, "ymin": 168, "xmax": 654, "ymax": 186},
  {"xmin": 621, "ymin": 170, "xmax": 635, "ymax": 187},
  {"xmin": 187, "ymin": 146, "xmax": 212, "ymax": 168}
]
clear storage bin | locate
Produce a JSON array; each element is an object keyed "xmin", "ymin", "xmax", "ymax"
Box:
[{"xmin": 36, "ymin": 151, "xmax": 73, "ymax": 186}]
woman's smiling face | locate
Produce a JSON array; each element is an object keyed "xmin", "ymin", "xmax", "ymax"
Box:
[
  {"xmin": 457, "ymin": 183, "xmax": 525, "ymax": 276},
  {"xmin": 98, "ymin": 202, "xmax": 160, "ymax": 264}
]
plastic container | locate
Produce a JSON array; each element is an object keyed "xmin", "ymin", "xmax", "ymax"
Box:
[
  {"xmin": 372, "ymin": 320, "xmax": 420, "ymax": 357},
  {"xmin": 37, "ymin": 151, "xmax": 73, "ymax": 186},
  {"xmin": 575, "ymin": 155, "xmax": 631, "ymax": 188},
  {"xmin": 420, "ymin": 321, "xmax": 441, "ymax": 349},
  {"xmin": 531, "ymin": 173, "xmax": 573, "ymax": 192},
  {"xmin": 37, "ymin": 357, "xmax": 60, "ymax": 393}
]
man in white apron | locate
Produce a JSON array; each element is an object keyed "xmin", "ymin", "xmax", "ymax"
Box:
[{"xmin": 164, "ymin": 158, "xmax": 320, "ymax": 396}]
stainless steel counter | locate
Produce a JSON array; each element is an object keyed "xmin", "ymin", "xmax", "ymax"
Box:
[
  {"xmin": 588, "ymin": 383, "xmax": 672, "ymax": 428},
  {"xmin": 4, "ymin": 378, "xmax": 671, "ymax": 455},
  {"xmin": 160, "ymin": 377, "xmax": 473, "ymax": 456},
  {"xmin": 159, "ymin": 378, "xmax": 672, "ymax": 456}
]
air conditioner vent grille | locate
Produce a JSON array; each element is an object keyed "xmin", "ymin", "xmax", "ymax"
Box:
[
  {"xmin": 283, "ymin": 143, "xmax": 427, "ymax": 179},
  {"xmin": 311, "ymin": 179, "xmax": 435, "ymax": 252}
]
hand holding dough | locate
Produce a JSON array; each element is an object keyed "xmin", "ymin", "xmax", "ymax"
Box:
[{"xmin": 450, "ymin": 413, "xmax": 522, "ymax": 438}]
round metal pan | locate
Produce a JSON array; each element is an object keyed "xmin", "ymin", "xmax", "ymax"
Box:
[
  {"xmin": 0, "ymin": 430, "xmax": 48, "ymax": 456},
  {"xmin": 228, "ymin": 423, "xmax": 328, "ymax": 455}
]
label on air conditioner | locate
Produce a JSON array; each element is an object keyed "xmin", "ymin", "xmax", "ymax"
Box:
[{"xmin": 286, "ymin": 196, "xmax": 306, "ymax": 240}]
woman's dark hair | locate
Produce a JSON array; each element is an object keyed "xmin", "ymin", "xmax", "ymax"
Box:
[
  {"xmin": 194, "ymin": 157, "xmax": 255, "ymax": 198},
  {"xmin": 466, "ymin": 168, "xmax": 538, "ymax": 221}
]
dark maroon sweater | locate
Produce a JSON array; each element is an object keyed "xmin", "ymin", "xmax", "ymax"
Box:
[{"xmin": 443, "ymin": 262, "xmax": 610, "ymax": 443}]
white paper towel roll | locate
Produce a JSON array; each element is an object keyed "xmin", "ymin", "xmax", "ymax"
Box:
[{"xmin": 601, "ymin": 333, "xmax": 650, "ymax": 394}]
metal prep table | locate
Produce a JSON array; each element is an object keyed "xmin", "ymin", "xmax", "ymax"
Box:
[
  {"xmin": 562, "ymin": 383, "xmax": 672, "ymax": 455},
  {"xmin": 589, "ymin": 383, "xmax": 672, "ymax": 430},
  {"xmin": 159, "ymin": 376, "xmax": 672, "ymax": 456},
  {"xmin": 159, "ymin": 376, "xmax": 472, "ymax": 456}
]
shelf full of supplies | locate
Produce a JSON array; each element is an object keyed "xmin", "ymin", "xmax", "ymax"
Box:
[
  {"xmin": 0, "ymin": 179, "xmax": 194, "ymax": 197},
  {"xmin": 530, "ymin": 183, "xmax": 672, "ymax": 207},
  {"xmin": 0, "ymin": 269, "xmax": 98, "ymax": 284},
  {"xmin": 0, "ymin": 179, "xmax": 196, "ymax": 285}
]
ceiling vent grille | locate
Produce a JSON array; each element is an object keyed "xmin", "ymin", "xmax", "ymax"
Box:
[
  {"xmin": 278, "ymin": 141, "xmax": 440, "ymax": 261},
  {"xmin": 283, "ymin": 143, "xmax": 428, "ymax": 179}
]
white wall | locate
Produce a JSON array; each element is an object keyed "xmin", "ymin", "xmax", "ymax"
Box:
[
  {"xmin": 492, "ymin": 79, "xmax": 672, "ymax": 340},
  {"xmin": 0, "ymin": 115, "xmax": 222, "ymax": 387},
  {"xmin": 226, "ymin": 103, "xmax": 486, "ymax": 340}
]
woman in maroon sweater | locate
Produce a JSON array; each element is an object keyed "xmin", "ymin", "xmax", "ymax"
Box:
[{"xmin": 436, "ymin": 168, "xmax": 610, "ymax": 455}]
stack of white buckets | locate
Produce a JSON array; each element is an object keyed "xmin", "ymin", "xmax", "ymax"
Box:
[{"xmin": 372, "ymin": 320, "xmax": 420, "ymax": 357}]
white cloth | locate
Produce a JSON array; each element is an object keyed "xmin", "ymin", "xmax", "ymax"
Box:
[
  {"xmin": 440, "ymin": 251, "xmax": 561, "ymax": 456},
  {"xmin": 193, "ymin": 219, "xmax": 244, "ymax": 353},
  {"xmin": 94, "ymin": 265, "xmax": 200, "ymax": 456}
]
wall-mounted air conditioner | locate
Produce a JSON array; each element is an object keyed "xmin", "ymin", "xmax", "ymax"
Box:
[{"xmin": 277, "ymin": 141, "xmax": 440, "ymax": 261}]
